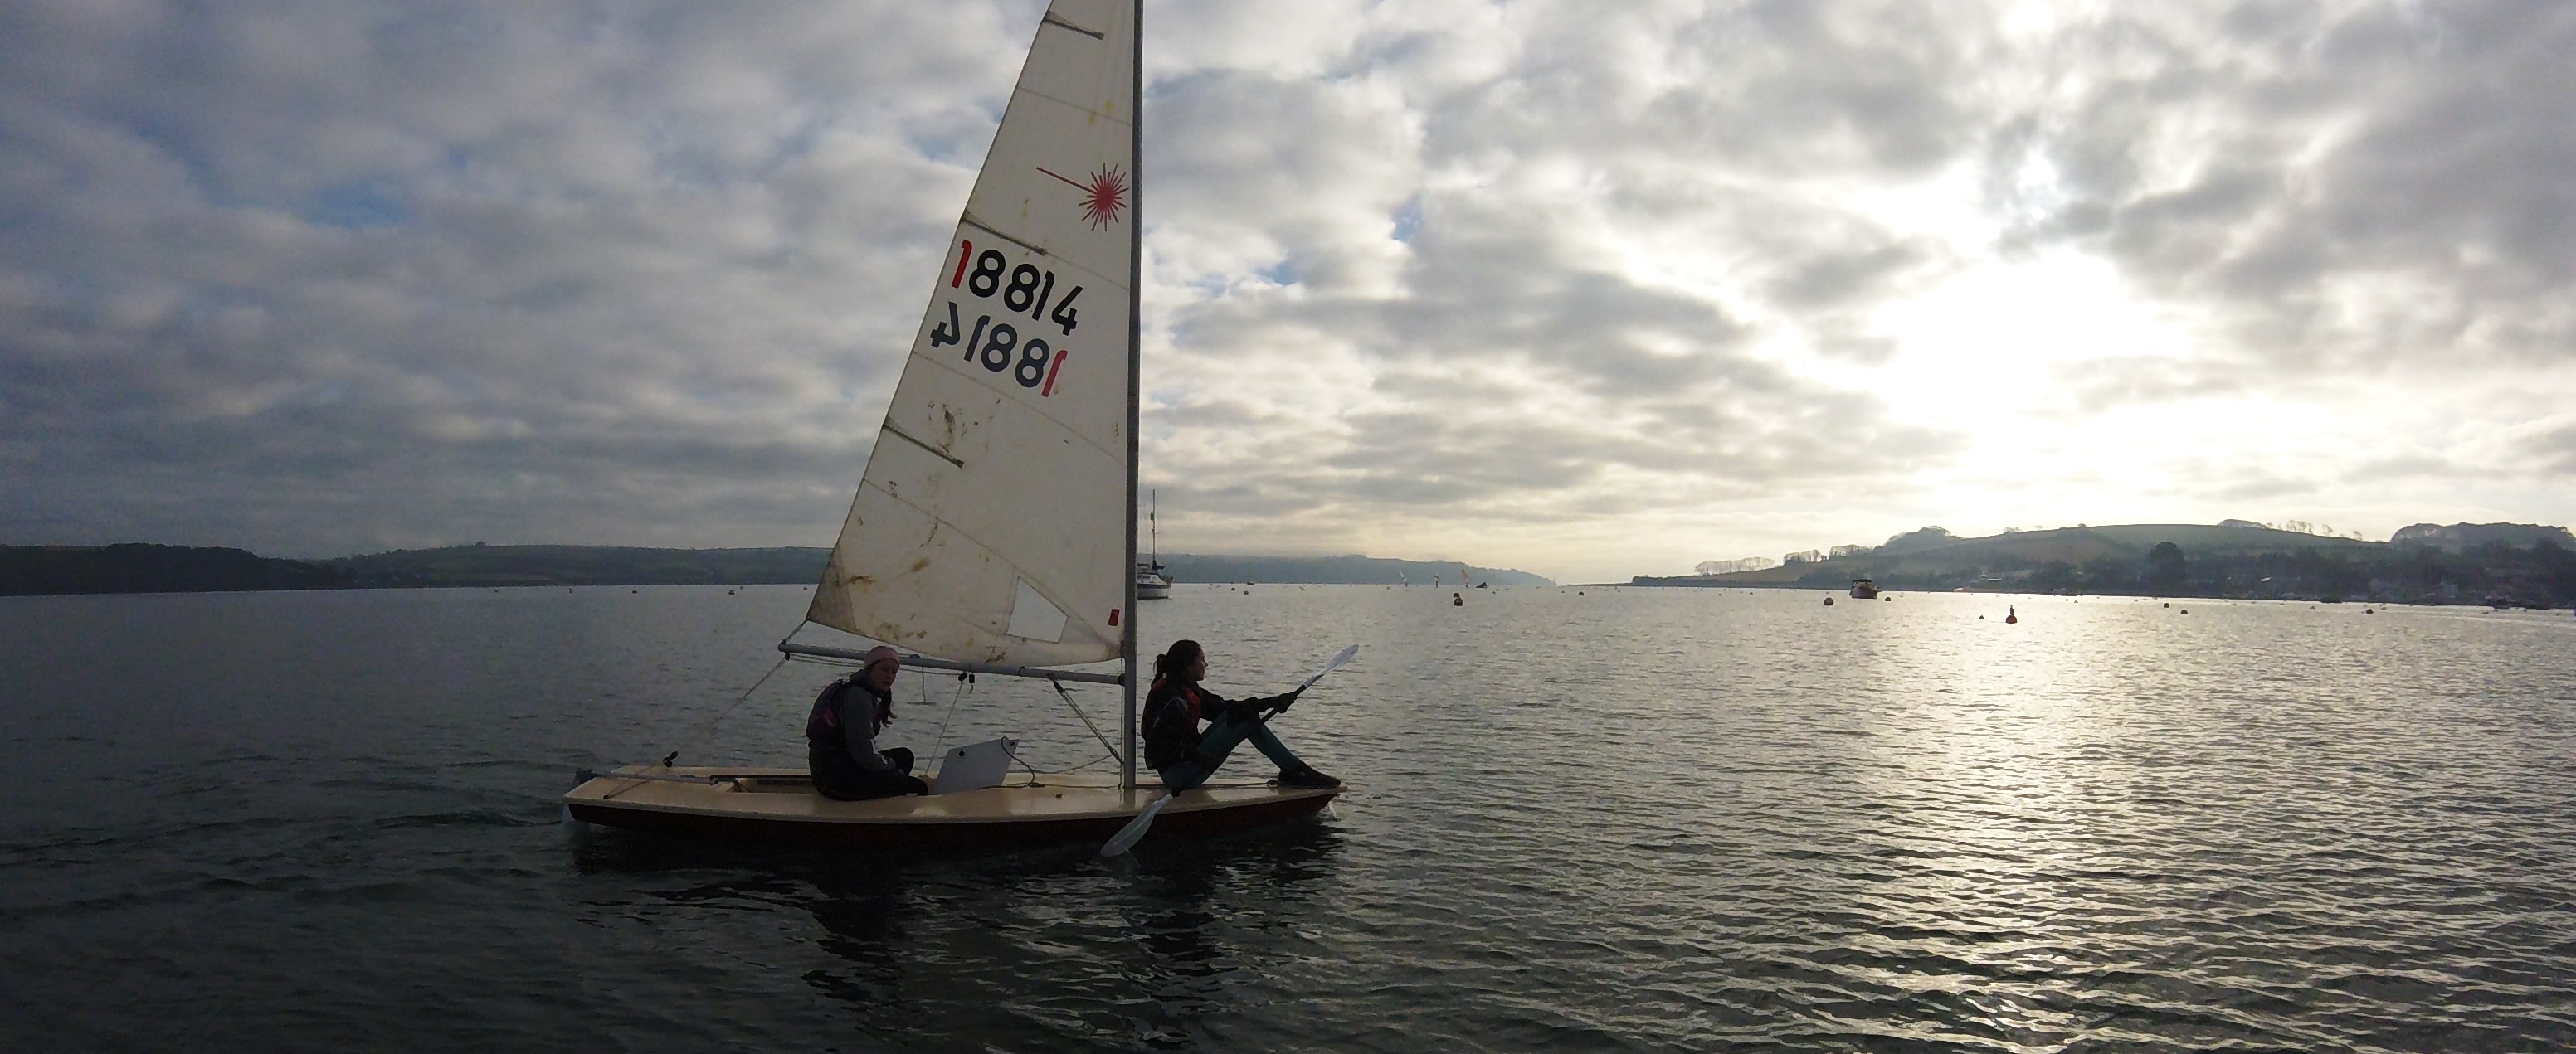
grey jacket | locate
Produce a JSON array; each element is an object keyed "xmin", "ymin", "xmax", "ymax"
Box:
[{"xmin": 837, "ymin": 679, "xmax": 895, "ymax": 771}]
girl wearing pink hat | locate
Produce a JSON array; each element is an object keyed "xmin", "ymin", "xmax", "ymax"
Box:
[{"xmin": 805, "ymin": 646, "xmax": 929, "ymax": 799}]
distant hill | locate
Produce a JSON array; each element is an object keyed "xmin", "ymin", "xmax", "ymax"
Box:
[
  {"xmin": 3, "ymin": 543, "xmax": 1551, "ymax": 595},
  {"xmin": 324, "ymin": 545, "xmax": 827, "ymax": 588},
  {"xmin": 2390, "ymin": 522, "xmax": 2575, "ymax": 551},
  {"xmin": 329, "ymin": 546, "xmax": 1557, "ymax": 589},
  {"xmin": 1634, "ymin": 521, "xmax": 2574, "ymax": 606},
  {"xmin": 1876, "ymin": 527, "xmax": 1962, "ymax": 555},
  {"xmin": 1157, "ymin": 554, "xmax": 1552, "ymax": 587},
  {"xmin": 1642, "ymin": 523, "xmax": 2376, "ymax": 587},
  {"xmin": 1, "ymin": 543, "xmax": 353, "ymax": 596}
]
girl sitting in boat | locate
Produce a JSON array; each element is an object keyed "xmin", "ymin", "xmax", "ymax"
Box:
[
  {"xmin": 1142, "ymin": 639, "xmax": 1340, "ymax": 792},
  {"xmin": 805, "ymin": 646, "xmax": 929, "ymax": 800}
]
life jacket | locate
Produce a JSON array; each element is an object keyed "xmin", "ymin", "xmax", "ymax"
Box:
[
  {"xmin": 1142, "ymin": 681, "xmax": 1206, "ymax": 771},
  {"xmin": 805, "ymin": 678, "xmax": 853, "ymax": 743},
  {"xmin": 805, "ymin": 676, "xmax": 887, "ymax": 744}
]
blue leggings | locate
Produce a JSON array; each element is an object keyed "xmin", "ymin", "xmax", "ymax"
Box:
[{"xmin": 1158, "ymin": 711, "xmax": 1307, "ymax": 792}]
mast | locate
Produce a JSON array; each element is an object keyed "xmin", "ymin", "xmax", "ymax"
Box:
[{"xmin": 1120, "ymin": 0, "xmax": 1143, "ymax": 791}]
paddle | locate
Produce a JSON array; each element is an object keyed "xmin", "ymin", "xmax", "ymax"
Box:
[
  {"xmin": 1099, "ymin": 790, "xmax": 1175, "ymax": 857},
  {"xmin": 1294, "ymin": 644, "xmax": 1361, "ymax": 692},
  {"xmin": 1099, "ymin": 644, "xmax": 1358, "ymax": 857}
]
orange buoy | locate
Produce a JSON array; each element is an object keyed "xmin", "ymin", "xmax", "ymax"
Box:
[{"xmin": 2004, "ymin": 605, "xmax": 2018, "ymax": 625}]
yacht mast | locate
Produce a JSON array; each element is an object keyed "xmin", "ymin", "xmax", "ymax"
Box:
[{"xmin": 1118, "ymin": 0, "xmax": 1144, "ymax": 791}]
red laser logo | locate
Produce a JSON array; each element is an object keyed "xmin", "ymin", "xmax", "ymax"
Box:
[{"xmin": 1037, "ymin": 164, "xmax": 1127, "ymax": 229}]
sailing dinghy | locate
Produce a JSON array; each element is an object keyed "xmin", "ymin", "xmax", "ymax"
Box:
[{"xmin": 564, "ymin": 0, "xmax": 1342, "ymax": 848}]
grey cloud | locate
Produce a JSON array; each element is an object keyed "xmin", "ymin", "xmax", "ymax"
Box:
[
  {"xmin": 1765, "ymin": 236, "xmax": 1936, "ymax": 311},
  {"xmin": 4, "ymin": 0, "xmax": 2004, "ymax": 557},
  {"xmin": 2003, "ymin": 3, "xmax": 2576, "ymax": 374},
  {"xmin": 2052, "ymin": 355, "xmax": 2249, "ymax": 415},
  {"xmin": 0, "ymin": 0, "xmax": 1025, "ymax": 553},
  {"xmin": 12, "ymin": 0, "xmax": 2558, "ymax": 570},
  {"xmin": 1129, "ymin": 2, "xmax": 1987, "ymax": 530},
  {"xmin": 2532, "ymin": 425, "xmax": 2576, "ymax": 477},
  {"xmin": 2340, "ymin": 453, "xmax": 2515, "ymax": 484},
  {"xmin": 2214, "ymin": 469, "xmax": 2318, "ymax": 503},
  {"xmin": 1412, "ymin": 1, "xmax": 1991, "ymax": 178},
  {"xmin": 1381, "ymin": 207, "xmax": 1749, "ymax": 398},
  {"xmin": 1145, "ymin": 184, "xmax": 1960, "ymax": 521}
]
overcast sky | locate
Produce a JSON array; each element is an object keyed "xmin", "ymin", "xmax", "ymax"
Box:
[{"xmin": 4, "ymin": 0, "xmax": 2572, "ymax": 584}]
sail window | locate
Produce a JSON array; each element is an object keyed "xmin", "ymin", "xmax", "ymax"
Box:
[{"xmin": 1006, "ymin": 578, "xmax": 1069, "ymax": 642}]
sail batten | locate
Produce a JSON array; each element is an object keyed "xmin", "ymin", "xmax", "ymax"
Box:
[{"xmin": 807, "ymin": 0, "xmax": 1138, "ymax": 668}]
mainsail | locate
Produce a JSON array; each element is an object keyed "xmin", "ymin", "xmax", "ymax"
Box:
[{"xmin": 808, "ymin": 0, "xmax": 1137, "ymax": 667}]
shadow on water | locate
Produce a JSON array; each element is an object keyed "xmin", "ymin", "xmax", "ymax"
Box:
[
  {"xmin": 1109, "ymin": 821, "xmax": 1348, "ymax": 1047},
  {"xmin": 564, "ymin": 817, "xmax": 1346, "ymax": 1050}
]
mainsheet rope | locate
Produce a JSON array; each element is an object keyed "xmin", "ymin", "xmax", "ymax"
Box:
[
  {"xmin": 655, "ymin": 654, "xmax": 791, "ymax": 767},
  {"xmin": 925, "ymin": 669, "xmax": 974, "ymax": 766},
  {"xmin": 921, "ymin": 672, "xmax": 1123, "ymax": 776}
]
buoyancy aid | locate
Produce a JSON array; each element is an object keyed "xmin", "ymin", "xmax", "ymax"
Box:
[
  {"xmin": 805, "ymin": 677, "xmax": 855, "ymax": 744},
  {"xmin": 805, "ymin": 676, "xmax": 889, "ymax": 765},
  {"xmin": 1142, "ymin": 681, "xmax": 1206, "ymax": 771}
]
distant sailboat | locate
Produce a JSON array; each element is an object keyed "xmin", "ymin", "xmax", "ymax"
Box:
[
  {"xmin": 565, "ymin": 1, "xmax": 1340, "ymax": 848},
  {"xmin": 1137, "ymin": 489, "xmax": 1171, "ymax": 600}
]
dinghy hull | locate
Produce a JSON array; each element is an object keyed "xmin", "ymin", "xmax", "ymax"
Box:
[{"xmin": 563, "ymin": 766, "xmax": 1338, "ymax": 849}]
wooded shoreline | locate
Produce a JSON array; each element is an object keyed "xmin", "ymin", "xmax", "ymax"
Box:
[
  {"xmin": 0, "ymin": 543, "xmax": 1551, "ymax": 595},
  {"xmin": 1631, "ymin": 522, "xmax": 2576, "ymax": 609}
]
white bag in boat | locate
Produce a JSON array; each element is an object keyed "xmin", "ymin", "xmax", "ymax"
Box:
[{"xmin": 933, "ymin": 738, "xmax": 1017, "ymax": 794}]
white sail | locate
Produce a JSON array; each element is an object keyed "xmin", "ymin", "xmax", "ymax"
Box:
[{"xmin": 808, "ymin": 0, "xmax": 1137, "ymax": 667}]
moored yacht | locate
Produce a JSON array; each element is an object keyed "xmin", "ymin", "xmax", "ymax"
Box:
[
  {"xmin": 1136, "ymin": 560, "xmax": 1171, "ymax": 600},
  {"xmin": 1137, "ymin": 488, "xmax": 1171, "ymax": 599}
]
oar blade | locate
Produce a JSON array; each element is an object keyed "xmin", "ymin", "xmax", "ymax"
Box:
[
  {"xmin": 1100, "ymin": 792, "xmax": 1173, "ymax": 857},
  {"xmin": 1298, "ymin": 644, "xmax": 1361, "ymax": 690}
]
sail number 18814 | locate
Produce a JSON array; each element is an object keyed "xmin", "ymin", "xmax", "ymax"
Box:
[{"xmin": 930, "ymin": 240, "xmax": 1080, "ymax": 397}]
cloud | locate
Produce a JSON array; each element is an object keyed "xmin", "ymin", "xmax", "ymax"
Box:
[
  {"xmin": 2530, "ymin": 423, "xmax": 2576, "ymax": 478},
  {"xmin": 0, "ymin": 0, "xmax": 1041, "ymax": 554},
  {"xmin": 1, "ymin": 0, "xmax": 2570, "ymax": 581},
  {"xmin": 1131, "ymin": 0, "xmax": 1989, "ymax": 557},
  {"xmin": 1995, "ymin": 2, "xmax": 2576, "ymax": 373}
]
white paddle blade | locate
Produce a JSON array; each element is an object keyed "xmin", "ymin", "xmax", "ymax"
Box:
[
  {"xmin": 1100, "ymin": 792, "xmax": 1173, "ymax": 857},
  {"xmin": 1298, "ymin": 644, "xmax": 1361, "ymax": 691}
]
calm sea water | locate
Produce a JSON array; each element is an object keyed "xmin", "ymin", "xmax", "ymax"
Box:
[{"xmin": 3, "ymin": 585, "xmax": 2573, "ymax": 1052}]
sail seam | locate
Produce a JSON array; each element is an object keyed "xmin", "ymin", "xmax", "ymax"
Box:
[
  {"xmin": 903, "ymin": 355, "xmax": 1128, "ymax": 469},
  {"xmin": 960, "ymin": 214, "xmax": 1049, "ymax": 257},
  {"xmin": 1040, "ymin": 14, "xmax": 1106, "ymax": 40},
  {"xmin": 1011, "ymin": 86, "xmax": 1133, "ymax": 138},
  {"xmin": 879, "ymin": 423, "xmax": 965, "ymax": 468}
]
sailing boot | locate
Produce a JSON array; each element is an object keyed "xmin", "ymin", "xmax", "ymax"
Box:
[{"xmin": 1277, "ymin": 765, "xmax": 1341, "ymax": 789}]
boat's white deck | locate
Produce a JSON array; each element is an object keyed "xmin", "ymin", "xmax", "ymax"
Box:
[{"xmin": 564, "ymin": 765, "xmax": 1336, "ymax": 824}]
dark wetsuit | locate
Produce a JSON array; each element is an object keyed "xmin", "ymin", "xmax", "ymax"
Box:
[
  {"xmin": 806, "ymin": 676, "xmax": 928, "ymax": 800},
  {"xmin": 1141, "ymin": 678, "xmax": 1307, "ymax": 792}
]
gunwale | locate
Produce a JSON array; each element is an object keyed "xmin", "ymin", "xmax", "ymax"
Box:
[{"xmin": 563, "ymin": 766, "xmax": 1341, "ymax": 848}]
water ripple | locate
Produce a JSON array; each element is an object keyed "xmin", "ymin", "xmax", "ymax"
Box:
[{"xmin": 4, "ymin": 587, "xmax": 2575, "ymax": 1050}]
